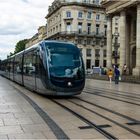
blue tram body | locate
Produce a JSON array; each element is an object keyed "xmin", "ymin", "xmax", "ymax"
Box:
[{"xmin": 0, "ymin": 41, "xmax": 85, "ymax": 96}]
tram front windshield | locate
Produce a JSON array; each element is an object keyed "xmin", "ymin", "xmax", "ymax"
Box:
[{"xmin": 46, "ymin": 43, "xmax": 84, "ymax": 79}]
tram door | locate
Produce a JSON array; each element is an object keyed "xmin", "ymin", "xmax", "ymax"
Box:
[
  {"xmin": 23, "ymin": 50, "xmax": 36, "ymax": 90},
  {"xmin": 35, "ymin": 54, "xmax": 47, "ymax": 93}
]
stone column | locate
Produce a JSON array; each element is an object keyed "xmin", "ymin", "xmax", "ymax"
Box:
[
  {"xmin": 91, "ymin": 48, "xmax": 95, "ymax": 67},
  {"xmin": 100, "ymin": 48, "xmax": 103, "ymax": 67},
  {"xmin": 82, "ymin": 47, "xmax": 87, "ymax": 70},
  {"xmin": 126, "ymin": 18, "xmax": 130, "ymax": 74},
  {"xmin": 119, "ymin": 11, "xmax": 126, "ymax": 72},
  {"xmin": 106, "ymin": 16, "xmax": 112, "ymax": 68},
  {"xmin": 133, "ymin": 4, "xmax": 140, "ymax": 76}
]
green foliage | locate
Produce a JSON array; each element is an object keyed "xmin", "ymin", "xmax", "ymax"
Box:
[
  {"xmin": 7, "ymin": 39, "xmax": 28, "ymax": 58},
  {"xmin": 14, "ymin": 39, "xmax": 28, "ymax": 54}
]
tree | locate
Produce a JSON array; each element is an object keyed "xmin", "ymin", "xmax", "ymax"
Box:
[
  {"xmin": 7, "ymin": 39, "xmax": 28, "ymax": 58},
  {"xmin": 14, "ymin": 39, "xmax": 28, "ymax": 54}
]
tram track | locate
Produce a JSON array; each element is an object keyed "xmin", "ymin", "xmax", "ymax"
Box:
[
  {"xmin": 67, "ymin": 99, "xmax": 140, "ymax": 137},
  {"xmin": 83, "ymin": 90, "xmax": 140, "ymax": 106},
  {"xmin": 51, "ymin": 98, "xmax": 140, "ymax": 139},
  {"xmin": 51, "ymin": 99, "xmax": 118, "ymax": 140},
  {"xmin": 84, "ymin": 88, "xmax": 140, "ymax": 102},
  {"xmin": 89, "ymin": 86, "xmax": 140, "ymax": 97},
  {"xmin": 73, "ymin": 96, "xmax": 139, "ymax": 122},
  {"xmin": 85, "ymin": 87, "xmax": 140, "ymax": 99},
  {"xmin": 85, "ymin": 87, "xmax": 140, "ymax": 101}
]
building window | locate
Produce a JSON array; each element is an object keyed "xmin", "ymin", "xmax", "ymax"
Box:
[
  {"xmin": 87, "ymin": 23, "xmax": 91, "ymax": 34},
  {"xmin": 66, "ymin": 22, "xmax": 71, "ymax": 32},
  {"xmin": 115, "ymin": 27, "xmax": 118, "ymax": 33},
  {"xmin": 103, "ymin": 60, "xmax": 106, "ymax": 67},
  {"xmin": 86, "ymin": 59, "xmax": 91, "ymax": 69},
  {"xmin": 66, "ymin": 11, "xmax": 71, "ymax": 18},
  {"xmin": 78, "ymin": 22, "xmax": 82, "ymax": 33},
  {"xmin": 115, "ymin": 18, "xmax": 118, "ymax": 26},
  {"xmin": 87, "ymin": 39, "xmax": 91, "ymax": 45},
  {"xmin": 96, "ymin": 24, "xmax": 100, "ymax": 35},
  {"xmin": 86, "ymin": 49, "xmax": 91, "ymax": 57},
  {"xmin": 78, "ymin": 11, "xmax": 83, "ymax": 18},
  {"xmin": 95, "ymin": 60, "xmax": 99, "ymax": 67},
  {"xmin": 87, "ymin": 12, "xmax": 92, "ymax": 19},
  {"xmin": 95, "ymin": 49, "xmax": 100, "ymax": 57},
  {"xmin": 95, "ymin": 0, "xmax": 100, "ymax": 5},
  {"xmin": 78, "ymin": 39, "xmax": 82, "ymax": 44},
  {"xmin": 103, "ymin": 50, "xmax": 106, "ymax": 57},
  {"xmin": 104, "ymin": 25, "xmax": 107, "ymax": 36},
  {"xmin": 96, "ymin": 38, "xmax": 100, "ymax": 45},
  {"xmin": 96, "ymin": 14, "xmax": 100, "ymax": 20}
]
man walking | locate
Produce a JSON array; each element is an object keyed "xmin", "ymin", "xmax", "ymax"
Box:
[{"xmin": 114, "ymin": 65, "xmax": 120, "ymax": 84}]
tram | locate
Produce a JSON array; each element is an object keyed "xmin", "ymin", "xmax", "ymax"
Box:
[{"xmin": 0, "ymin": 40, "xmax": 85, "ymax": 96}]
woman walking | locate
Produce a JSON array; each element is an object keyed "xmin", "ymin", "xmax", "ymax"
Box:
[{"xmin": 107, "ymin": 69, "xmax": 113, "ymax": 83}]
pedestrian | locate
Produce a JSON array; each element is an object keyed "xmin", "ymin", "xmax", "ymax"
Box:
[
  {"xmin": 107, "ymin": 69, "xmax": 113, "ymax": 83},
  {"xmin": 123, "ymin": 64, "xmax": 127, "ymax": 75},
  {"xmin": 114, "ymin": 65, "xmax": 120, "ymax": 84},
  {"xmin": 99, "ymin": 66, "xmax": 102, "ymax": 76}
]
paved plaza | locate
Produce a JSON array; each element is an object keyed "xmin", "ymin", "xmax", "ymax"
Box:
[{"xmin": 0, "ymin": 75, "xmax": 140, "ymax": 139}]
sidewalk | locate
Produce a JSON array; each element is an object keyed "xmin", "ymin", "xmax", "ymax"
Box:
[{"xmin": 0, "ymin": 76, "xmax": 56, "ymax": 139}]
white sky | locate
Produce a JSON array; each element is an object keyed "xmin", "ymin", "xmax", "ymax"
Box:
[{"xmin": 0, "ymin": 0, "xmax": 53, "ymax": 60}]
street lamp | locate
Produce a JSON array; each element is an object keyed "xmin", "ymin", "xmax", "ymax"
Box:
[{"xmin": 113, "ymin": 32, "xmax": 119, "ymax": 65}]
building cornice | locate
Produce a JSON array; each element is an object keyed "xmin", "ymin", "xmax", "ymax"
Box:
[
  {"xmin": 46, "ymin": 2, "xmax": 105, "ymax": 19},
  {"xmin": 102, "ymin": 0, "xmax": 140, "ymax": 15}
]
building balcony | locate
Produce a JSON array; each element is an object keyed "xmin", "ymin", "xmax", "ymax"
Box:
[
  {"xmin": 55, "ymin": 31, "xmax": 96, "ymax": 37},
  {"xmin": 95, "ymin": 54, "xmax": 100, "ymax": 57},
  {"xmin": 95, "ymin": 32, "xmax": 106, "ymax": 38},
  {"xmin": 47, "ymin": 31, "xmax": 107, "ymax": 41}
]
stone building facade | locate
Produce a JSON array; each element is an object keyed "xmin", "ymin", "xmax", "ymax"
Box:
[
  {"xmin": 25, "ymin": 25, "xmax": 47, "ymax": 48},
  {"xmin": 102, "ymin": 0, "xmax": 140, "ymax": 76},
  {"xmin": 46, "ymin": 0, "xmax": 107, "ymax": 70}
]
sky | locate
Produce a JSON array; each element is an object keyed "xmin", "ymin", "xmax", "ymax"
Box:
[{"xmin": 0, "ymin": 0, "xmax": 53, "ymax": 60}]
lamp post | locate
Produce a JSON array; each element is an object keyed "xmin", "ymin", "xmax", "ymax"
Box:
[{"xmin": 113, "ymin": 32, "xmax": 119, "ymax": 65}]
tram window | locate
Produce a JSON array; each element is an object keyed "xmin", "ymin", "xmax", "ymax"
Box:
[
  {"xmin": 14, "ymin": 55, "xmax": 22, "ymax": 74},
  {"xmin": 9, "ymin": 58, "xmax": 13, "ymax": 73},
  {"xmin": 24, "ymin": 51, "xmax": 36, "ymax": 75},
  {"xmin": 6, "ymin": 60, "xmax": 10, "ymax": 72},
  {"xmin": 50, "ymin": 54, "xmax": 74, "ymax": 67}
]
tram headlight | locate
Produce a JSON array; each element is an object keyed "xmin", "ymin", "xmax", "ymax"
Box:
[{"xmin": 68, "ymin": 82, "xmax": 72, "ymax": 87}]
